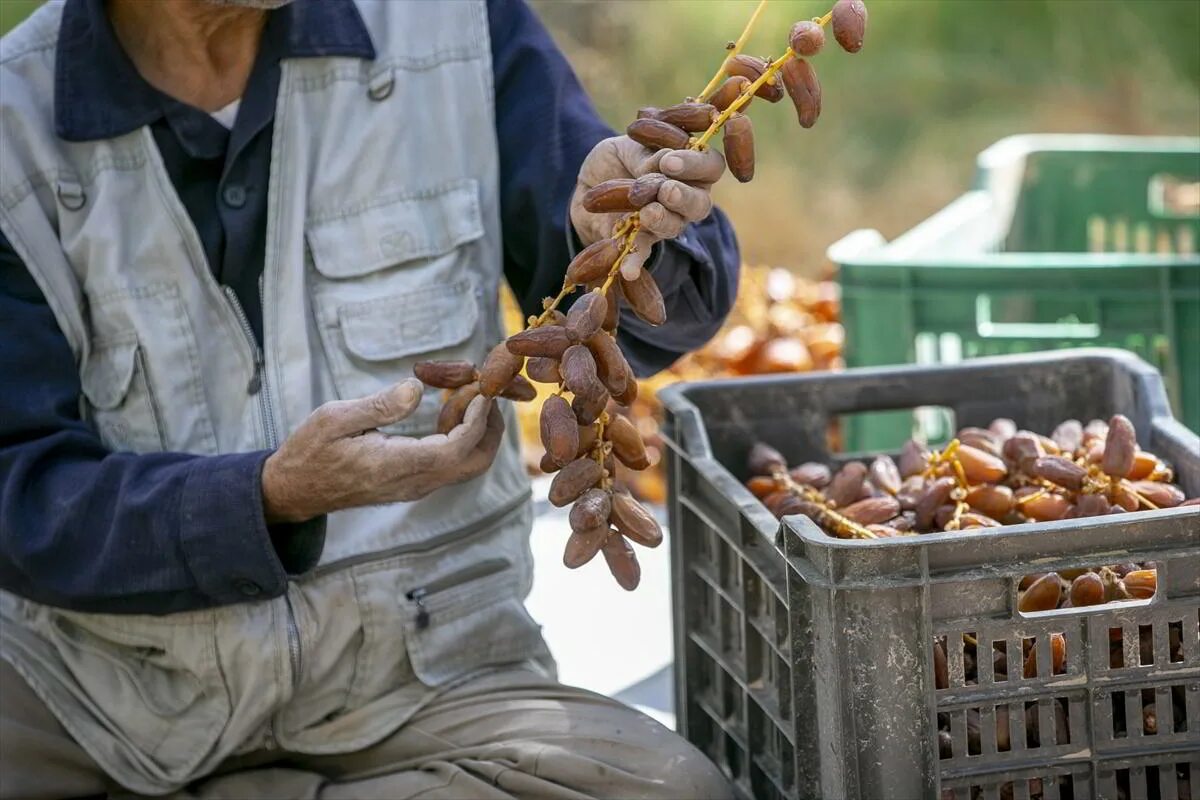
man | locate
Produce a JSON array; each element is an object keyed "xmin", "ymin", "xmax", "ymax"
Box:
[{"xmin": 0, "ymin": 0, "xmax": 739, "ymax": 797}]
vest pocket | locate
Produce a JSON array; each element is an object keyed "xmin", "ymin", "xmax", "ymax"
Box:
[
  {"xmin": 80, "ymin": 335, "xmax": 167, "ymax": 453},
  {"xmin": 37, "ymin": 608, "xmax": 230, "ymax": 778},
  {"xmin": 308, "ymin": 183, "xmax": 488, "ymax": 436}
]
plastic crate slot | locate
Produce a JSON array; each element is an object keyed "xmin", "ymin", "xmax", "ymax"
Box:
[
  {"xmin": 1168, "ymin": 620, "xmax": 1184, "ymax": 664},
  {"xmin": 965, "ymin": 632, "xmax": 980, "ymax": 686},
  {"xmin": 776, "ymin": 653, "xmax": 791, "ymax": 719},
  {"xmin": 993, "ymin": 640, "xmax": 1009, "ymax": 683},
  {"xmin": 774, "ymin": 596, "xmax": 789, "ymax": 650},
  {"xmin": 1140, "ymin": 625, "xmax": 1157, "ymax": 666},
  {"xmin": 1111, "ymin": 627, "xmax": 1127, "ymax": 669},
  {"xmin": 721, "ymin": 597, "xmax": 743, "ymax": 663},
  {"xmin": 723, "ymin": 734, "xmax": 746, "ymax": 781}
]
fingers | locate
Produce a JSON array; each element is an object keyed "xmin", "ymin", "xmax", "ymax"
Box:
[
  {"xmin": 659, "ymin": 148, "xmax": 726, "ymax": 184},
  {"xmin": 316, "ymin": 378, "xmax": 423, "ymax": 439},
  {"xmin": 457, "ymin": 404, "xmax": 506, "ymax": 479},
  {"xmin": 405, "ymin": 395, "xmax": 492, "ymax": 469},
  {"xmin": 656, "ymin": 178, "xmax": 713, "ymax": 222},
  {"xmin": 638, "ymin": 202, "xmax": 687, "ymax": 240},
  {"xmin": 620, "ymin": 230, "xmax": 658, "ymax": 280}
]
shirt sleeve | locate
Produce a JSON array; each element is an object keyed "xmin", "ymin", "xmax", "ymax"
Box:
[
  {"xmin": 0, "ymin": 232, "xmax": 324, "ymax": 614},
  {"xmin": 488, "ymin": 0, "xmax": 741, "ymax": 377}
]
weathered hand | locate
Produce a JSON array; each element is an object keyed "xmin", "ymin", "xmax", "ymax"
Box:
[
  {"xmin": 261, "ymin": 379, "xmax": 504, "ymax": 523},
  {"xmin": 570, "ymin": 135, "xmax": 725, "ymax": 278}
]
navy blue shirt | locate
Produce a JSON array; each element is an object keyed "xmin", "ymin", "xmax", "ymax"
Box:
[{"xmin": 0, "ymin": 0, "xmax": 739, "ymax": 614}]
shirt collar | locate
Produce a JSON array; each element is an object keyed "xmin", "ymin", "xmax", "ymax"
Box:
[{"xmin": 55, "ymin": 0, "xmax": 375, "ymax": 142}]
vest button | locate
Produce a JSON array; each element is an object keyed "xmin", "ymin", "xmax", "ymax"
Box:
[
  {"xmin": 222, "ymin": 184, "xmax": 247, "ymax": 208},
  {"xmin": 234, "ymin": 578, "xmax": 262, "ymax": 597}
]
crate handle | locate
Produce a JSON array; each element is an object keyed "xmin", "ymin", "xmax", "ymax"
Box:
[{"xmin": 975, "ymin": 294, "xmax": 1100, "ymax": 339}]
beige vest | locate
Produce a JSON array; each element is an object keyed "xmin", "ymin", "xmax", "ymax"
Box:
[{"xmin": 0, "ymin": 1, "xmax": 549, "ymax": 793}]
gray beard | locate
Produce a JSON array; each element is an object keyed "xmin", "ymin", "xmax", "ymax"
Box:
[{"xmin": 204, "ymin": 0, "xmax": 296, "ymax": 8}]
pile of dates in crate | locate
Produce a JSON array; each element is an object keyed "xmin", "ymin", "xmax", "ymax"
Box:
[
  {"xmin": 748, "ymin": 414, "xmax": 1197, "ymax": 798},
  {"xmin": 745, "ymin": 413, "xmax": 1197, "ymax": 539}
]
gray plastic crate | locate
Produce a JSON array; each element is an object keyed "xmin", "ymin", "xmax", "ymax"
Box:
[{"xmin": 659, "ymin": 349, "xmax": 1200, "ymax": 800}]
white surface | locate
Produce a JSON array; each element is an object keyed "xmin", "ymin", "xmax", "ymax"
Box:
[{"xmin": 523, "ymin": 477, "xmax": 676, "ymax": 723}]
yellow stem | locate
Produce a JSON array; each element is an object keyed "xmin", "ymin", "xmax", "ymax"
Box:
[
  {"xmin": 772, "ymin": 469, "xmax": 879, "ymax": 540},
  {"xmin": 697, "ymin": 0, "xmax": 770, "ymax": 102},
  {"xmin": 601, "ymin": 231, "xmax": 640, "ymax": 293},
  {"xmin": 695, "ymin": 49, "xmax": 796, "ymax": 148}
]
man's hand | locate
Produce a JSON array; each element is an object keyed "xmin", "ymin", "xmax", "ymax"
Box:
[
  {"xmin": 261, "ymin": 379, "xmax": 504, "ymax": 523},
  {"xmin": 570, "ymin": 136, "xmax": 725, "ymax": 279}
]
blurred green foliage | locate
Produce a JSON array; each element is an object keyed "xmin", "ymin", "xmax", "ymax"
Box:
[{"xmin": 4, "ymin": 0, "xmax": 1197, "ymax": 274}]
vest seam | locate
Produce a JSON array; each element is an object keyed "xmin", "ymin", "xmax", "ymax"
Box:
[
  {"xmin": 305, "ymin": 177, "xmax": 479, "ymax": 225},
  {"xmin": 0, "ymin": 153, "xmax": 145, "ymax": 212}
]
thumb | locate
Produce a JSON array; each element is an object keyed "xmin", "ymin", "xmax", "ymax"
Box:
[{"xmin": 322, "ymin": 378, "xmax": 424, "ymax": 437}]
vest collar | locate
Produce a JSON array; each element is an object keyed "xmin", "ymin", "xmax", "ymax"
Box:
[{"xmin": 54, "ymin": 0, "xmax": 376, "ymax": 143}]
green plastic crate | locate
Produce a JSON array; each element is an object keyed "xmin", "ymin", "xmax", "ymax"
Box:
[{"xmin": 830, "ymin": 134, "xmax": 1200, "ymax": 451}]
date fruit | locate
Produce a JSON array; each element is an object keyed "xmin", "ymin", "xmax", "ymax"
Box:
[
  {"xmin": 722, "ymin": 113, "xmax": 755, "ymax": 183},
  {"xmin": 831, "ymin": 0, "xmax": 867, "ymax": 53},
  {"xmin": 626, "ymin": 117, "xmax": 690, "ymax": 151},
  {"xmin": 781, "ymin": 58, "xmax": 821, "ymax": 129},
  {"xmin": 414, "ymin": 360, "xmax": 476, "ymax": 389},
  {"xmin": 789, "ymin": 20, "xmax": 825, "ymax": 57}
]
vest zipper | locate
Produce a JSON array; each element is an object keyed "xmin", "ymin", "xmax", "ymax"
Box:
[
  {"xmin": 405, "ymin": 558, "xmax": 511, "ymax": 630},
  {"xmin": 306, "ymin": 489, "xmax": 532, "ymax": 580},
  {"xmin": 221, "ymin": 287, "xmax": 279, "ymax": 448},
  {"xmin": 221, "ymin": 289, "xmax": 298, "ymax": 690}
]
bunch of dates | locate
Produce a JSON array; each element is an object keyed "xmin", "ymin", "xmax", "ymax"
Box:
[
  {"xmin": 415, "ymin": 0, "xmax": 869, "ymax": 590},
  {"xmin": 745, "ymin": 414, "xmax": 1197, "ymax": 539}
]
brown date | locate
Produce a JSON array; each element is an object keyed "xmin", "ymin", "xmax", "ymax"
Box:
[
  {"xmin": 566, "ymin": 291, "xmax": 608, "ymax": 342},
  {"xmin": 708, "ymin": 75, "xmax": 752, "ymax": 113},
  {"xmin": 780, "ymin": 58, "xmax": 821, "ymax": 129},
  {"xmin": 525, "ymin": 356, "xmax": 561, "ymax": 385},
  {"xmin": 548, "ymin": 457, "xmax": 604, "ymax": 507},
  {"xmin": 499, "ymin": 375, "xmax": 536, "ymax": 402},
  {"xmin": 620, "ymin": 269, "xmax": 667, "ymax": 326},
  {"xmin": 563, "ymin": 525, "xmax": 608, "ymax": 569},
  {"xmin": 569, "ymin": 488, "xmax": 612, "ymax": 533},
  {"xmin": 585, "ymin": 332, "xmax": 631, "ymax": 398},
  {"xmin": 626, "ymin": 117, "xmax": 690, "ymax": 151},
  {"xmin": 748, "ymin": 442, "xmax": 787, "ymax": 477},
  {"xmin": 790, "ymin": 462, "xmax": 832, "ymax": 488},
  {"xmin": 1102, "ymin": 414, "xmax": 1137, "ymax": 479},
  {"xmin": 565, "ymin": 238, "xmax": 621, "ymax": 284},
  {"xmin": 722, "ymin": 113, "xmax": 755, "ymax": 183},
  {"xmin": 724, "ymin": 55, "xmax": 785, "ymax": 102},
  {"xmin": 831, "ymin": 0, "xmax": 868, "ymax": 54},
  {"xmin": 840, "ymin": 496, "xmax": 901, "ymax": 525},
  {"xmin": 414, "ymin": 360, "xmax": 476, "ymax": 389},
  {"xmin": 1018, "ymin": 572, "xmax": 1062, "ymax": 613},
  {"xmin": 602, "ymin": 533, "xmax": 641, "ymax": 591},
  {"xmin": 436, "ymin": 383, "xmax": 480, "ymax": 435},
  {"xmin": 478, "ymin": 342, "xmax": 524, "ymax": 398},
  {"xmin": 656, "ymin": 101, "xmax": 716, "ymax": 132},
  {"xmin": 789, "ymin": 20, "xmax": 825, "ymax": 57},
  {"xmin": 607, "ymin": 414, "xmax": 651, "ymax": 471},
  {"xmin": 629, "ymin": 173, "xmax": 667, "ymax": 208},
  {"xmin": 610, "ymin": 491, "xmax": 664, "ymax": 548},
  {"xmin": 581, "ymin": 179, "xmax": 637, "ymax": 214},
  {"xmin": 541, "ymin": 394, "xmax": 580, "ymax": 467},
  {"xmin": 506, "ymin": 325, "xmax": 573, "ymax": 358},
  {"xmin": 826, "ymin": 462, "xmax": 868, "ymax": 507}
]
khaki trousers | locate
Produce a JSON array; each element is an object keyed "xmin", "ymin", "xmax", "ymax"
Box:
[{"xmin": 0, "ymin": 661, "xmax": 731, "ymax": 800}]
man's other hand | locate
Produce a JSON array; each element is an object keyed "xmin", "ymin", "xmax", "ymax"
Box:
[
  {"xmin": 570, "ymin": 135, "xmax": 725, "ymax": 279},
  {"xmin": 261, "ymin": 379, "xmax": 503, "ymax": 523}
]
